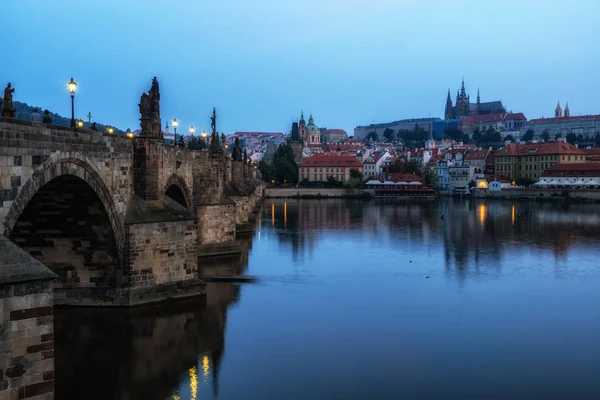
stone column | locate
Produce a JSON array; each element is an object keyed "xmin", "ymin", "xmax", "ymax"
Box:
[{"xmin": 133, "ymin": 137, "xmax": 164, "ymax": 201}]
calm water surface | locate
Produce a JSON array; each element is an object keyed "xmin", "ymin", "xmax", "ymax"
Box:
[{"xmin": 55, "ymin": 199, "xmax": 600, "ymax": 399}]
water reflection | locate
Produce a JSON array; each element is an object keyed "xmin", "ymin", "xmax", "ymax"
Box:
[
  {"xmin": 54, "ymin": 199, "xmax": 600, "ymax": 399},
  {"xmin": 264, "ymin": 198, "xmax": 600, "ymax": 278},
  {"xmin": 55, "ymin": 234, "xmax": 253, "ymax": 400}
]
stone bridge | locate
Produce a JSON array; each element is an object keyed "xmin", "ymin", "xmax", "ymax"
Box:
[{"xmin": 0, "ymin": 116, "xmax": 263, "ymax": 306}]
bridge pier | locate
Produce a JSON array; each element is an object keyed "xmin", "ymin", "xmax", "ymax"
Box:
[{"xmin": 0, "ymin": 235, "xmax": 57, "ymax": 399}]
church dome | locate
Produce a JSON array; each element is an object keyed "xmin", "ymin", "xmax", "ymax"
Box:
[{"xmin": 307, "ymin": 114, "xmax": 319, "ymax": 132}]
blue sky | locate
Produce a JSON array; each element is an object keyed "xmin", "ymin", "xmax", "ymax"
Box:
[{"xmin": 1, "ymin": 0, "xmax": 599, "ymax": 135}]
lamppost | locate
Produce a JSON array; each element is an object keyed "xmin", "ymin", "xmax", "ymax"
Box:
[
  {"xmin": 67, "ymin": 77, "xmax": 77, "ymax": 127},
  {"xmin": 77, "ymin": 119, "xmax": 84, "ymax": 128},
  {"xmin": 107, "ymin": 126, "xmax": 114, "ymax": 134},
  {"xmin": 173, "ymin": 119, "xmax": 178, "ymax": 146},
  {"xmin": 190, "ymin": 125, "xmax": 195, "ymax": 137},
  {"xmin": 202, "ymin": 131, "xmax": 207, "ymax": 144}
]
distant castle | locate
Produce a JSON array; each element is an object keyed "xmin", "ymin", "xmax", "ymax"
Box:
[{"xmin": 444, "ymin": 78, "xmax": 506, "ymax": 120}]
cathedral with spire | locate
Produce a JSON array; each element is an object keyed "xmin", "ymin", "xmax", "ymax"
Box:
[
  {"xmin": 297, "ymin": 111, "xmax": 321, "ymax": 146},
  {"xmin": 555, "ymin": 101, "xmax": 571, "ymax": 118},
  {"xmin": 444, "ymin": 78, "xmax": 506, "ymax": 120}
]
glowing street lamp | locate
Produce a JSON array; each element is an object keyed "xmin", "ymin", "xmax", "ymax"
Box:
[
  {"xmin": 190, "ymin": 125, "xmax": 195, "ymax": 136},
  {"xmin": 76, "ymin": 119, "xmax": 84, "ymax": 128},
  {"xmin": 173, "ymin": 118, "xmax": 179, "ymax": 146},
  {"xmin": 107, "ymin": 126, "xmax": 114, "ymax": 134},
  {"xmin": 67, "ymin": 77, "xmax": 77, "ymax": 127},
  {"xmin": 127, "ymin": 131, "xmax": 134, "ymax": 139}
]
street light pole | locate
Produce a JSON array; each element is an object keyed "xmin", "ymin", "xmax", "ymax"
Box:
[{"xmin": 67, "ymin": 78, "xmax": 77, "ymax": 128}]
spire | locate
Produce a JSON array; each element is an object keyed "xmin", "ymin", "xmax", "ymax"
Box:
[
  {"xmin": 565, "ymin": 102, "xmax": 571, "ymax": 117},
  {"xmin": 460, "ymin": 77, "xmax": 466, "ymax": 98},
  {"xmin": 555, "ymin": 101, "xmax": 563, "ymax": 118},
  {"xmin": 446, "ymin": 89, "xmax": 452, "ymax": 103},
  {"xmin": 477, "ymin": 87, "xmax": 480, "ymax": 104},
  {"xmin": 299, "ymin": 110, "xmax": 306, "ymax": 125},
  {"xmin": 308, "ymin": 113, "xmax": 314, "ymax": 125}
]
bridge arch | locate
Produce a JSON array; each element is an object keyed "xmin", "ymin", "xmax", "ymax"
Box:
[
  {"xmin": 164, "ymin": 173, "xmax": 193, "ymax": 212},
  {"xmin": 4, "ymin": 153, "xmax": 125, "ymax": 291}
]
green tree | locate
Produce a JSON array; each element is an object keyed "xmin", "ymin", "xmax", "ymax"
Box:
[
  {"xmin": 383, "ymin": 128, "xmax": 395, "ymax": 142},
  {"xmin": 366, "ymin": 131, "xmax": 378, "ymax": 142},
  {"xmin": 472, "ymin": 131, "xmax": 483, "ymax": 144},
  {"xmin": 595, "ymin": 132, "xmax": 600, "ymax": 147},
  {"xmin": 405, "ymin": 159, "xmax": 423, "ymax": 176},
  {"xmin": 349, "ymin": 168, "xmax": 363, "ymax": 180},
  {"xmin": 566, "ymin": 133, "xmax": 577, "ymax": 145},
  {"xmin": 272, "ymin": 143, "xmax": 298, "ymax": 183},
  {"xmin": 555, "ymin": 133, "xmax": 562, "ymax": 140},
  {"xmin": 542, "ymin": 130, "xmax": 550, "ymax": 142},
  {"xmin": 258, "ymin": 160, "xmax": 276, "ymax": 183},
  {"xmin": 187, "ymin": 136, "xmax": 207, "ymax": 150},
  {"xmin": 522, "ymin": 129, "xmax": 534, "ymax": 142},
  {"xmin": 505, "ymin": 135, "xmax": 515, "ymax": 142},
  {"xmin": 327, "ymin": 176, "xmax": 338, "ymax": 187},
  {"xmin": 444, "ymin": 127, "xmax": 464, "ymax": 141},
  {"xmin": 422, "ymin": 168, "xmax": 439, "ymax": 189},
  {"xmin": 484, "ymin": 129, "xmax": 502, "ymax": 143}
]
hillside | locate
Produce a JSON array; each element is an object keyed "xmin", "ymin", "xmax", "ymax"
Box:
[{"xmin": 13, "ymin": 101, "xmax": 126, "ymax": 135}]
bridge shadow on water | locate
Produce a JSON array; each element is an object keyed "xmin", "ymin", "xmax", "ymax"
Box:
[{"xmin": 54, "ymin": 235, "xmax": 253, "ymax": 400}]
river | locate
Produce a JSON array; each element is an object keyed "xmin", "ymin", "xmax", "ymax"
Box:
[{"xmin": 55, "ymin": 198, "xmax": 600, "ymax": 399}]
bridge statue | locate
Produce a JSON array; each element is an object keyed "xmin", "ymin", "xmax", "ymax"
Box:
[
  {"xmin": 232, "ymin": 138, "xmax": 243, "ymax": 161},
  {"xmin": 1, "ymin": 82, "xmax": 15, "ymax": 118},
  {"xmin": 138, "ymin": 77, "xmax": 161, "ymax": 137}
]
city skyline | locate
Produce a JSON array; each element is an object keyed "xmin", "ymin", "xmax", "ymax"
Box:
[{"xmin": 2, "ymin": 0, "xmax": 599, "ymax": 135}]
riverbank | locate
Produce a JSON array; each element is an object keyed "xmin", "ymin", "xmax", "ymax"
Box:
[
  {"xmin": 264, "ymin": 188, "xmax": 436, "ymax": 199},
  {"xmin": 264, "ymin": 188, "xmax": 371, "ymax": 198},
  {"xmin": 473, "ymin": 188, "xmax": 600, "ymax": 202}
]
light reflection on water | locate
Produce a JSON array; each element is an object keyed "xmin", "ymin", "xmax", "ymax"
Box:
[{"xmin": 55, "ymin": 199, "xmax": 600, "ymax": 399}]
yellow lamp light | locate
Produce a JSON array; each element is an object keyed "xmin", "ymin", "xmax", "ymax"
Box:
[
  {"xmin": 190, "ymin": 125, "xmax": 195, "ymax": 135},
  {"xmin": 67, "ymin": 77, "xmax": 77, "ymax": 95},
  {"xmin": 127, "ymin": 132, "xmax": 134, "ymax": 139},
  {"xmin": 76, "ymin": 119, "xmax": 84, "ymax": 128},
  {"xmin": 172, "ymin": 119, "xmax": 178, "ymax": 128},
  {"xmin": 107, "ymin": 126, "xmax": 114, "ymax": 134}
]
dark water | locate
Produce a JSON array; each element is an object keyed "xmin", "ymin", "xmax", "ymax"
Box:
[{"xmin": 55, "ymin": 198, "xmax": 600, "ymax": 400}]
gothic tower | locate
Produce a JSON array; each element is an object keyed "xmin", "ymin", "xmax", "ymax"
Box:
[
  {"xmin": 555, "ymin": 101, "xmax": 563, "ymax": 118},
  {"xmin": 299, "ymin": 110, "xmax": 307, "ymax": 145},
  {"xmin": 455, "ymin": 78, "xmax": 470, "ymax": 118},
  {"xmin": 564, "ymin": 102, "xmax": 571, "ymax": 117},
  {"xmin": 444, "ymin": 89, "xmax": 454, "ymax": 120}
]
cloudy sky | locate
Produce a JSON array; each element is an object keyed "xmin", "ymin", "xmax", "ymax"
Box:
[{"xmin": 1, "ymin": 0, "xmax": 599, "ymax": 135}]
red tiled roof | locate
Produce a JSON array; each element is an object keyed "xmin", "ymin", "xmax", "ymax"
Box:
[
  {"xmin": 464, "ymin": 149, "xmax": 490, "ymax": 160},
  {"xmin": 541, "ymin": 163, "xmax": 600, "ymax": 177},
  {"xmin": 299, "ymin": 154, "xmax": 363, "ymax": 168},
  {"xmin": 233, "ymin": 132, "xmax": 285, "ymax": 137},
  {"xmin": 384, "ymin": 173, "xmax": 425, "ymax": 184},
  {"xmin": 461, "ymin": 112, "xmax": 527, "ymax": 124},
  {"xmin": 496, "ymin": 142, "xmax": 586, "ymax": 157},
  {"xmin": 527, "ymin": 114, "xmax": 600, "ymax": 124},
  {"xmin": 582, "ymin": 148, "xmax": 600, "ymax": 155}
]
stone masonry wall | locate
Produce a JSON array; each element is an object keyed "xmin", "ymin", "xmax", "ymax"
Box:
[
  {"xmin": 0, "ymin": 280, "xmax": 54, "ymax": 400},
  {"xmin": 124, "ymin": 219, "xmax": 198, "ymax": 287},
  {"xmin": 196, "ymin": 203, "xmax": 236, "ymax": 244},
  {"xmin": 0, "ymin": 119, "xmax": 133, "ymax": 236},
  {"xmin": 230, "ymin": 196, "xmax": 249, "ymax": 225}
]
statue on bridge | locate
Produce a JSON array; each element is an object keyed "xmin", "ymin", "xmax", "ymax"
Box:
[
  {"xmin": 232, "ymin": 138, "xmax": 243, "ymax": 161},
  {"xmin": 2, "ymin": 83, "xmax": 15, "ymax": 118},
  {"xmin": 138, "ymin": 77, "xmax": 162, "ymax": 137},
  {"xmin": 209, "ymin": 107, "xmax": 223, "ymax": 154}
]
